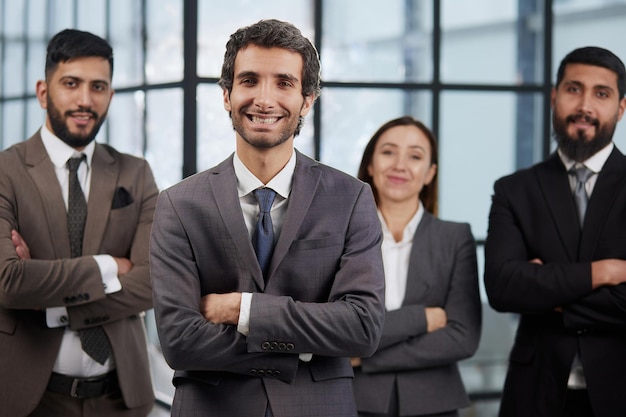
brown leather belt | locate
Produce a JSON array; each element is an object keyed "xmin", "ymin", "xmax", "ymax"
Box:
[{"xmin": 47, "ymin": 371, "xmax": 119, "ymax": 398}]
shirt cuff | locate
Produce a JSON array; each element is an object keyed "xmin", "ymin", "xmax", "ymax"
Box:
[
  {"xmin": 237, "ymin": 292, "xmax": 252, "ymax": 335},
  {"xmin": 46, "ymin": 306, "xmax": 69, "ymax": 328},
  {"xmin": 93, "ymin": 254, "xmax": 122, "ymax": 294}
]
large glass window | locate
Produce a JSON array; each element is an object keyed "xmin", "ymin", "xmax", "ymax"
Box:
[{"xmin": 2, "ymin": 1, "xmax": 625, "ymax": 415}]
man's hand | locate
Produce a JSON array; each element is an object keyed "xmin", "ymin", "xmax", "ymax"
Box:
[
  {"xmin": 592, "ymin": 259, "xmax": 626, "ymax": 288},
  {"xmin": 200, "ymin": 292, "xmax": 242, "ymax": 325},
  {"xmin": 425, "ymin": 307, "xmax": 447, "ymax": 333},
  {"xmin": 113, "ymin": 257, "xmax": 133, "ymax": 275},
  {"xmin": 12, "ymin": 230, "xmax": 31, "ymax": 259}
]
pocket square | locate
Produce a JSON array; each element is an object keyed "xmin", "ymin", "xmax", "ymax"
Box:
[{"xmin": 112, "ymin": 187, "xmax": 134, "ymax": 209}]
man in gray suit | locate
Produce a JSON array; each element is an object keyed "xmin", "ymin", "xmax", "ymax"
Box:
[
  {"xmin": 150, "ymin": 19, "xmax": 386, "ymax": 417},
  {"xmin": 0, "ymin": 29, "xmax": 157, "ymax": 416}
]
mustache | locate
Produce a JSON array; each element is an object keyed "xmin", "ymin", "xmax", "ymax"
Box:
[
  {"xmin": 65, "ymin": 107, "xmax": 99, "ymax": 119},
  {"xmin": 566, "ymin": 113, "xmax": 599, "ymax": 126}
]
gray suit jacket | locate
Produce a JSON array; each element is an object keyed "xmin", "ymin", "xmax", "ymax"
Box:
[
  {"xmin": 353, "ymin": 212, "xmax": 482, "ymax": 415},
  {"xmin": 150, "ymin": 151, "xmax": 385, "ymax": 417},
  {"xmin": 0, "ymin": 132, "xmax": 158, "ymax": 416}
]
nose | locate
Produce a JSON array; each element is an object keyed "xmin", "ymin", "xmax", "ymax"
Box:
[
  {"xmin": 76, "ymin": 84, "xmax": 94, "ymax": 108},
  {"xmin": 392, "ymin": 154, "xmax": 407, "ymax": 170},
  {"xmin": 577, "ymin": 91, "xmax": 593, "ymax": 114},
  {"xmin": 253, "ymin": 81, "xmax": 275, "ymax": 110}
]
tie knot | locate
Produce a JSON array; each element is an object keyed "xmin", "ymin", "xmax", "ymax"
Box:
[
  {"xmin": 569, "ymin": 165, "xmax": 593, "ymax": 184},
  {"xmin": 254, "ymin": 188, "xmax": 276, "ymax": 213},
  {"xmin": 67, "ymin": 155, "xmax": 86, "ymax": 172}
]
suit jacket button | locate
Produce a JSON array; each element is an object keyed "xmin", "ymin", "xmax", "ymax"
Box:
[
  {"xmin": 270, "ymin": 342, "xmax": 278, "ymax": 350},
  {"xmin": 273, "ymin": 370, "xmax": 281, "ymax": 377},
  {"xmin": 258, "ymin": 369, "xmax": 266, "ymax": 376},
  {"xmin": 261, "ymin": 341, "xmax": 271, "ymax": 350},
  {"xmin": 286, "ymin": 343, "xmax": 294, "ymax": 351},
  {"xmin": 278, "ymin": 342, "xmax": 286, "ymax": 350},
  {"xmin": 249, "ymin": 369, "xmax": 257, "ymax": 376}
]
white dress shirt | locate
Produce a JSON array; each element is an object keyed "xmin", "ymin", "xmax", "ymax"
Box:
[
  {"xmin": 40, "ymin": 124, "xmax": 121, "ymax": 376},
  {"xmin": 558, "ymin": 141, "xmax": 613, "ymax": 389},
  {"xmin": 233, "ymin": 151, "xmax": 312, "ymax": 361},
  {"xmin": 379, "ymin": 204, "xmax": 424, "ymax": 311}
]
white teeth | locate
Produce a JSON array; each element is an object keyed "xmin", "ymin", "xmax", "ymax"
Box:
[{"xmin": 251, "ymin": 116, "xmax": 277, "ymax": 124}]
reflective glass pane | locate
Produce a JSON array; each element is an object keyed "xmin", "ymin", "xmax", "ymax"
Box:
[
  {"xmin": 553, "ymin": 1, "xmax": 626, "ymax": 148},
  {"xmin": 110, "ymin": 0, "xmax": 144, "ymax": 88},
  {"xmin": 439, "ymin": 91, "xmax": 543, "ymax": 239},
  {"xmin": 2, "ymin": 101, "xmax": 24, "ymax": 149},
  {"xmin": 27, "ymin": 42, "xmax": 46, "ymax": 90},
  {"xmin": 3, "ymin": 42, "xmax": 26, "ymax": 96},
  {"xmin": 26, "ymin": 98, "xmax": 44, "ymax": 139},
  {"xmin": 107, "ymin": 91, "xmax": 145, "ymax": 157},
  {"xmin": 197, "ymin": 84, "xmax": 235, "ymax": 171},
  {"xmin": 145, "ymin": 89, "xmax": 183, "ymax": 189},
  {"xmin": 442, "ymin": 0, "xmax": 545, "ymax": 85},
  {"xmin": 320, "ymin": 88, "xmax": 432, "ymax": 176},
  {"xmin": 197, "ymin": 0, "xmax": 313, "ymax": 78},
  {"xmin": 322, "ymin": 0, "xmax": 433, "ymax": 83},
  {"xmin": 3, "ymin": 0, "xmax": 25, "ymax": 36},
  {"xmin": 77, "ymin": 0, "xmax": 106, "ymax": 35},
  {"xmin": 146, "ymin": 0, "xmax": 183, "ymax": 83},
  {"xmin": 49, "ymin": 0, "xmax": 74, "ymax": 34}
]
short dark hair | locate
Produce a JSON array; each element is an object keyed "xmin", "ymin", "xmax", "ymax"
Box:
[
  {"xmin": 556, "ymin": 46, "xmax": 626, "ymax": 99},
  {"xmin": 218, "ymin": 19, "xmax": 321, "ymax": 100},
  {"xmin": 45, "ymin": 29, "xmax": 114, "ymax": 80},
  {"xmin": 357, "ymin": 116, "xmax": 439, "ymax": 216}
]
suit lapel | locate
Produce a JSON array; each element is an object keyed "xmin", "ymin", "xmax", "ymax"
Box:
[
  {"xmin": 83, "ymin": 144, "xmax": 118, "ymax": 255},
  {"xmin": 25, "ymin": 134, "xmax": 72, "ymax": 258},
  {"xmin": 536, "ymin": 154, "xmax": 579, "ymax": 261},
  {"xmin": 211, "ymin": 156, "xmax": 266, "ymax": 288},
  {"xmin": 403, "ymin": 212, "xmax": 434, "ymax": 305},
  {"xmin": 269, "ymin": 151, "xmax": 321, "ymax": 279},
  {"xmin": 580, "ymin": 148, "xmax": 626, "ymax": 260}
]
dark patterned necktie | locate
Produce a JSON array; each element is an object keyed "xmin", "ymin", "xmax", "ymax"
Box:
[
  {"xmin": 67, "ymin": 156, "xmax": 112, "ymax": 365},
  {"xmin": 252, "ymin": 188, "xmax": 276, "ymax": 281},
  {"xmin": 569, "ymin": 165, "xmax": 593, "ymax": 227}
]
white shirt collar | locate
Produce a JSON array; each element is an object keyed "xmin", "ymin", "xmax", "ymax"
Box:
[
  {"xmin": 558, "ymin": 142, "xmax": 613, "ymax": 173},
  {"xmin": 378, "ymin": 202, "xmax": 425, "ymax": 245},
  {"xmin": 233, "ymin": 150, "xmax": 296, "ymax": 199},
  {"xmin": 40, "ymin": 124, "xmax": 96, "ymax": 169}
]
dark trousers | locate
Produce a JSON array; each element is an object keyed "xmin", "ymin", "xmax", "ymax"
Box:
[
  {"xmin": 563, "ymin": 389, "xmax": 594, "ymax": 417},
  {"xmin": 29, "ymin": 389, "xmax": 153, "ymax": 417}
]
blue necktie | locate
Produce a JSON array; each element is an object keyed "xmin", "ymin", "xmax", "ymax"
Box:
[
  {"xmin": 67, "ymin": 156, "xmax": 112, "ymax": 365},
  {"xmin": 569, "ymin": 166, "xmax": 593, "ymax": 227},
  {"xmin": 252, "ymin": 188, "xmax": 276, "ymax": 280}
]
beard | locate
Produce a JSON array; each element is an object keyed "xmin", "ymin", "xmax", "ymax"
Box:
[
  {"xmin": 553, "ymin": 111, "xmax": 617, "ymax": 162},
  {"xmin": 47, "ymin": 95, "xmax": 107, "ymax": 148}
]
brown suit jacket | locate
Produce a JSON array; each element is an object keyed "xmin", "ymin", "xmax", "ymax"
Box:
[{"xmin": 0, "ymin": 131, "xmax": 158, "ymax": 416}]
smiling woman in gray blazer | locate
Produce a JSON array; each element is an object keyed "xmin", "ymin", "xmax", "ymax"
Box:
[{"xmin": 352, "ymin": 116, "xmax": 482, "ymax": 417}]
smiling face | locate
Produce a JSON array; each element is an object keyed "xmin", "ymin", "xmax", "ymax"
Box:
[
  {"xmin": 36, "ymin": 56, "xmax": 113, "ymax": 150},
  {"xmin": 552, "ymin": 63, "xmax": 626, "ymax": 161},
  {"xmin": 223, "ymin": 45, "xmax": 314, "ymax": 153},
  {"xmin": 367, "ymin": 124, "xmax": 437, "ymax": 207}
]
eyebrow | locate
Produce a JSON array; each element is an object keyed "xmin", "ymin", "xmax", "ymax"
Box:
[
  {"xmin": 380, "ymin": 142, "xmax": 426, "ymax": 151},
  {"xmin": 59, "ymin": 75, "xmax": 110, "ymax": 86},
  {"xmin": 564, "ymin": 79, "xmax": 614, "ymax": 93},
  {"xmin": 236, "ymin": 70, "xmax": 300, "ymax": 83}
]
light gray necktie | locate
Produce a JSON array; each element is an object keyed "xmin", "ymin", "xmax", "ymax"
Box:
[
  {"xmin": 67, "ymin": 156, "xmax": 113, "ymax": 365},
  {"xmin": 569, "ymin": 166, "xmax": 593, "ymax": 227}
]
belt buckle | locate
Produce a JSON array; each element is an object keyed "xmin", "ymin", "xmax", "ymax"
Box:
[{"xmin": 70, "ymin": 378, "xmax": 82, "ymax": 398}]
